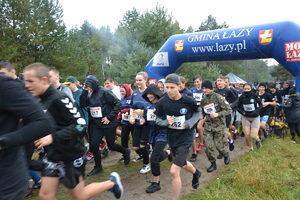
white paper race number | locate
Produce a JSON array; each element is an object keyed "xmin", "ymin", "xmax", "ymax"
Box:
[
  {"xmin": 147, "ymin": 109, "xmax": 156, "ymax": 121},
  {"xmin": 193, "ymin": 93, "xmax": 203, "ymax": 101},
  {"xmin": 167, "ymin": 115, "xmax": 185, "ymax": 130},
  {"xmin": 90, "ymin": 107, "xmax": 102, "ymax": 118},
  {"xmin": 122, "ymin": 113, "xmax": 130, "ymax": 121},
  {"xmin": 243, "ymin": 104, "xmax": 255, "ymax": 111},
  {"xmin": 203, "ymin": 103, "xmax": 216, "ymax": 114}
]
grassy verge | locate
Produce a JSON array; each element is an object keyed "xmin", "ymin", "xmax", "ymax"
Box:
[{"xmin": 183, "ymin": 137, "xmax": 300, "ymax": 200}]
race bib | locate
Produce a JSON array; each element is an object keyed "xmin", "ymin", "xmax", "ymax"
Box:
[
  {"xmin": 122, "ymin": 113, "xmax": 130, "ymax": 121},
  {"xmin": 135, "ymin": 113, "xmax": 143, "ymax": 120},
  {"xmin": 147, "ymin": 109, "xmax": 156, "ymax": 121},
  {"xmin": 203, "ymin": 103, "xmax": 216, "ymax": 114},
  {"xmin": 193, "ymin": 93, "xmax": 203, "ymax": 101},
  {"xmin": 167, "ymin": 115, "xmax": 185, "ymax": 130},
  {"xmin": 90, "ymin": 107, "xmax": 102, "ymax": 118},
  {"xmin": 243, "ymin": 104, "xmax": 255, "ymax": 111}
]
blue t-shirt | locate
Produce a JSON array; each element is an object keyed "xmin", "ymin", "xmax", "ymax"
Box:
[
  {"xmin": 143, "ymin": 102, "xmax": 167, "ymax": 144},
  {"xmin": 190, "ymin": 86, "xmax": 204, "ymax": 103},
  {"xmin": 130, "ymin": 89, "xmax": 148, "ymax": 125},
  {"xmin": 121, "ymin": 95, "xmax": 132, "ymax": 126},
  {"xmin": 131, "ymin": 90, "xmax": 148, "ymax": 109},
  {"xmin": 180, "ymin": 88, "xmax": 193, "ymax": 97}
]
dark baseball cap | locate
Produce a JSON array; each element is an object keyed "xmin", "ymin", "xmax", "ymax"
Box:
[{"xmin": 165, "ymin": 73, "xmax": 180, "ymax": 85}]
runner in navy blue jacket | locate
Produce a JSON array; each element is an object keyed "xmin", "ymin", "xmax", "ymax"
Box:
[
  {"xmin": 140, "ymin": 84, "xmax": 172, "ymax": 193},
  {"xmin": 129, "ymin": 71, "xmax": 151, "ymax": 174}
]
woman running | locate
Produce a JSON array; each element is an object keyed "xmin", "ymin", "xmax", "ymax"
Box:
[{"xmin": 236, "ymin": 83, "xmax": 263, "ymax": 150}]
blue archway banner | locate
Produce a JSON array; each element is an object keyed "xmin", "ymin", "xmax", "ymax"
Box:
[{"xmin": 145, "ymin": 21, "xmax": 300, "ymax": 90}]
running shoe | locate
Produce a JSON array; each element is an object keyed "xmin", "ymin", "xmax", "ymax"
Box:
[
  {"xmin": 192, "ymin": 169, "xmax": 201, "ymax": 189},
  {"xmin": 229, "ymin": 141, "xmax": 234, "ymax": 151},
  {"xmin": 108, "ymin": 172, "xmax": 123, "ymax": 199},
  {"xmin": 86, "ymin": 152, "xmax": 94, "ymax": 161},
  {"xmin": 99, "ymin": 142, "xmax": 107, "ymax": 150},
  {"xmin": 123, "ymin": 148, "xmax": 131, "ymax": 165},
  {"xmin": 140, "ymin": 164, "xmax": 151, "ymax": 174},
  {"xmin": 32, "ymin": 181, "xmax": 41, "ymax": 190},
  {"xmin": 189, "ymin": 153, "xmax": 197, "ymax": 162},
  {"xmin": 24, "ymin": 187, "xmax": 33, "ymax": 199},
  {"xmin": 291, "ymin": 138, "xmax": 296, "ymax": 143},
  {"xmin": 146, "ymin": 182, "xmax": 161, "ymax": 193},
  {"xmin": 263, "ymin": 130, "xmax": 268, "ymax": 138},
  {"xmin": 132, "ymin": 155, "xmax": 143, "ymax": 162},
  {"xmin": 196, "ymin": 143, "xmax": 202, "ymax": 151},
  {"xmin": 101, "ymin": 149, "xmax": 109, "ymax": 157},
  {"xmin": 256, "ymin": 139, "xmax": 262, "ymax": 149}
]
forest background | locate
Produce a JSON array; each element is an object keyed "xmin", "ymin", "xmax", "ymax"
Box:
[{"xmin": 0, "ymin": 0, "xmax": 294, "ymax": 85}]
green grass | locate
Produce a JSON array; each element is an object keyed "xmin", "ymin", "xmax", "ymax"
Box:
[
  {"xmin": 183, "ymin": 137, "xmax": 300, "ymax": 200},
  {"xmin": 30, "ymin": 136, "xmax": 300, "ymax": 200}
]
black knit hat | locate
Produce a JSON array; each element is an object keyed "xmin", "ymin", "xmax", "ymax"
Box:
[
  {"xmin": 202, "ymin": 79, "xmax": 213, "ymax": 89},
  {"xmin": 268, "ymin": 83, "xmax": 275, "ymax": 89},
  {"xmin": 259, "ymin": 82, "xmax": 266, "ymax": 88}
]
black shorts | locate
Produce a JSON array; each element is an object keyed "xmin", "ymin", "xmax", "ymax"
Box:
[
  {"xmin": 225, "ymin": 114, "xmax": 231, "ymax": 128},
  {"xmin": 42, "ymin": 156, "xmax": 86, "ymax": 189},
  {"xmin": 171, "ymin": 144, "xmax": 192, "ymax": 167}
]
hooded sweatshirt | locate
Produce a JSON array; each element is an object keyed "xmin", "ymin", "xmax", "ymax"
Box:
[
  {"xmin": 278, "ymin": 93, "xmax": 300, "ymax": 123},
  {"xmin": 80, "ymin": 75, "xmax": 122, "ymax": 128},
  {"xmin": 142, "ymin": 84, "xmax": 167, "ymax": 144}
]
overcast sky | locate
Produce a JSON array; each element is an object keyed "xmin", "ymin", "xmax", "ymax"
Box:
[
  {"xmin": 60, "ymin": 0, "xmax": 300, "ymax": 30},
  {"xmin": 60, "ymin": 0, "xmax": 300, "ymax": 66}
]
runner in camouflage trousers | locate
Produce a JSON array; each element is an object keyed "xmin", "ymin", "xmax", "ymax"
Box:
[{"xmin": 200, "ymin": 79, "xmax": 232, "ymax": 172}]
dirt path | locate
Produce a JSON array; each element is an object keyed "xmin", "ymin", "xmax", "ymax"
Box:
[{"xmin": 86, "ymin": 136, "xmax": 249, "ymax": 200}]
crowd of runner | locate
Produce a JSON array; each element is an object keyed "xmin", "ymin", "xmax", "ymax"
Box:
[{"xmin": 1, "ymin": 60, "xmax": 300, "ymax": 200}]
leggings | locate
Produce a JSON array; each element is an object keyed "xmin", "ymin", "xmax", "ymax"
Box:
[
  {"xmin": 150, "ymin": 141, "xmax": 168, "ymax": 176},
  {"xmin": 89, "ymin": 125, "xmax": 126, "ymax": 167},
  {"xmin": 132, "ymin": 125, "xmax": 150, "ymax": 165},
  {"xmin": 288, "ymin": 123, "xmax": 300, "ymax": 138},
  {"xmin": 121, "ymin": 124, "xmax": 134, "ymax": 148}
]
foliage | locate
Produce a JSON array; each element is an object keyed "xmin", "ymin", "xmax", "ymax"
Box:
[
  {"xmin": 137, "ymin": 3, "xmax": 184, "ymax": 49},
  {"xmin": 0, "ymin": 1, "xmax": 280, "ymax": 84},
  {"xmin": 0, "ymin": 0, "xmax": 66, "ymax": 73},
  {"xmin": 237, "ymin": 59, "xmax": 272, "ymax": 83},
  {"xmin": 270, "ymin": 64, "xmax": 294, "ymax": 82},
  {"xmin": 196, "ymin": 14, "xmax": 229, "ymax": 32}
]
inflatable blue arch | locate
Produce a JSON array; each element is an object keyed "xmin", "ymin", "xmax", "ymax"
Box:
[{"xmin": 145, "ymin": 21, "xmax": 300, "ymax": 91}]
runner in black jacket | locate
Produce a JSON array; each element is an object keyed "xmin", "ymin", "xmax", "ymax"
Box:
[
  {"xmin": 80, "ymin": 75, "xmax": 130, "ymax": 177},
  {"xmin": 24, "ymin": 63, "xmax": 124, "ymax": 200},
  {"xmin": 0, "ymin": 75, "xmax": 54, "ymax": 200},
  {"xmin": 236, "ymin": 83, "xmax": 263, "ymax": 150}
]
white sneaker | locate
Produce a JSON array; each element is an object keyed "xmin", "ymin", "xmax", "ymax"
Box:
[
  {"xmin": 133, "ymin": 156, "xmax": 143, "ymax": 162},
  {"xmin": 140, "ymin": 164, "xmax": 151, "ymax": 174}
]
